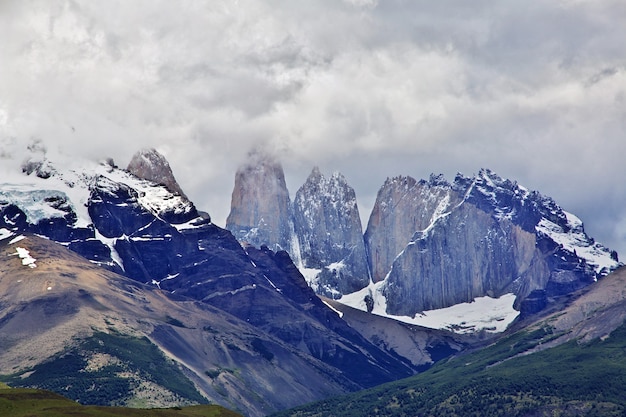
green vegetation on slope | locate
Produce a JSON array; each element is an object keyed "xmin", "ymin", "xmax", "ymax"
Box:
[
  {"xmin": 273, "ymin": 323, "xmax": 626, "ymax": 417},
  {"xmin": 0, "ymin": 331, "xmax": 206, "ymax": 406},
  {"xmin": 0, "ymin": 388, "xmax": 242, "ymax": 417}
]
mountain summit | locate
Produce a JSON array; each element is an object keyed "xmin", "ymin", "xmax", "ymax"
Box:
[
  {"xmin": 358, "ymin": 168, "xmax": 620, "ymax": 321},
  {"xmin": 226, "ymin": 157, "xmax": 371, "ymax": 298},
  {"xmin": 226, "ymin": 152, "xmax": 293, "ymax": 252},
  {"xmin": 292, "ymin": 167, "xmax": 370, "ymax": 298},
  {"xmin": 0, "ymin": 147, "xmax": 417, "ymax": 415},
  {"xmin": 127, "ymin": 148, "xmax": 188, "ymax": 199},
  {"xmin": 226, "ymin": 160, "xmax": 620, "ymax": 333}
]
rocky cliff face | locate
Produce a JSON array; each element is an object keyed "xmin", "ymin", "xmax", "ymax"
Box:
[
  {"xmin": 127, "ymin": 148, "xmax": 188, "ymax": 199},
  {"xmin": 226, "ymin": 157, "xmax": 620, "ymax": 323},
  {"xmin": 292, "ymin": 167, "xmax": 370, "ymax": 298},
  {"xmin": 364, "ymin": 174, "xmax": 459, "ymax": 283},
  {"xmin": 0, "ymin": 149, "xmax": 417, "ymax": 415},
  {"xmin": 369, "ymin": 169, "xmax": 619, "ymax": 317},
  {"xmin": 225, "ymin": 152, "xmax": 293, "ymax": 252}
]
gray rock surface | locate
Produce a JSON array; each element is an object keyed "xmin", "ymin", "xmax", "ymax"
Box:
[
  {"xmin": 364, "ymin": 174, "xmax": 458, "ymax": 283},
  {"xmin": 226, "ymin": 158, "xmax": 620, "ymax": 319},
  {"xmin": 226, "ymin": 152, "xmax": 293, "ymax": 252},
  {"xmin": 373, "ymin": 169, "xmax": 618, "ymax": 317},
  {"xmin": 293, "ymin": 167, "xmax": 370, "ymax": 297},
  {"xmin": 383, "ymin": 202, "xmax": 537, "ymax": 315},
  {"xmin": 127, "ymin": 148, "xmax": 188, "ymax": 198}
]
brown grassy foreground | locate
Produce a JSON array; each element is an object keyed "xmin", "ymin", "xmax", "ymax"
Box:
[{"xmin": 0, "ymin": 387, "xmax": 243, "ymax": 417}]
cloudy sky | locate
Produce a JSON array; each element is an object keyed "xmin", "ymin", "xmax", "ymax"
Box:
[{"xmin": 1, "ymin": 0, "xmax": 625, "ymax": 255}]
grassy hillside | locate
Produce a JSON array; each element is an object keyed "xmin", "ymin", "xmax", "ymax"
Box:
[
  {"xmin": 0, "ymin": 388, "xmax": 242, "ymax": 417},
  {"xmin": 1, "ymin": 331, "xmax": 206, "ymax": 407},
  {"xmin": 273, "ymin": 322, "xmax": 626, "ymax": 416}
]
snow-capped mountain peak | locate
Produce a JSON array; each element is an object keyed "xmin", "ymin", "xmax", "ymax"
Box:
[
  {"xmin": 292, "ymin": 167, "xmax": 370, "ymax": 297},
  {"xmin": 353, "ymin": 169, "xmax": 622, "ymax": 333},
  {"xmin": 0, "ymin": 150, "xmax": 209, "ymax": 276}
]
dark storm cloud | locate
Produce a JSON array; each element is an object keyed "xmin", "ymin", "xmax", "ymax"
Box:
[{"xmin": 1, "ymin": 0, "xmax": 625, "ymax": 255}]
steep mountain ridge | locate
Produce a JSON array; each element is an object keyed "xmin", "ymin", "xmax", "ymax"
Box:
[
  {"xmin": 226, "ymin": 159, "xmax": 373, "ymax": 299},
  {"xmin": 364, "ymin": 173, "xmax": 460, "ymax": 284},
  {"xmin": 368, "ymin": 168, "xmax": 619, "ymax": 319},
  {"xmin": 272, "ymin": 266, "xmax": 626, "ymax": 417},
  {"xmin": 513, "ymin": 265, "xmax": 626, "ymax": 348},
  {"xmin": 226, "ymin": 160, "xmax": 620, "ymax": 333},
  {"xmin": 0, "ymin": 233, "xmax": 365, "ymax": 415},
  {"xmin": 127, "ymin": 148, "xmax": 189, "ymax": 199},
  {"xmin": 322, "ymin": 297, "xmax": 471, "ymax": 368},
  {"xmin": 0, "ymin": 149, "xmax": 418, "ymax": 415},
  {"xmin": 292, "ymin": 167, "xmax": 370, "ymax": 298}
]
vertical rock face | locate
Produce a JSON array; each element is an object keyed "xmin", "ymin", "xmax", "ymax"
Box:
[
  {"xmin": 371, "ymin": 169, "xmax": 620, "ymax": 317},
  {"xmin": 225, "ymin": 153, "xmax": 293, "ymax": 252},
  {"xmin": 293, "ymin": 167, "xmax": 370, "ymax": 298},
  {"xmin": 127, "ymin": 148, "xmax": 188, "ymax": 199},
  {"xmin": 226, "ymin": 159, "xmax": 371, "ymax": 298},
  {"xmin": 226, "ymin": 158, "xmax": 620, "ymax": 319},
  {"xmin": 364, "ymin": 174, "xmax": 459, "ymax": 283},
  {"xmin": 383, "ymin": 203, "xmax": 538, "ymax": 315}
]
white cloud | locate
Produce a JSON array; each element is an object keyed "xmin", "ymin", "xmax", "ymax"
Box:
[{"xmin": 1, "ymin": 0, "xmax": 625, "ymax": 256}]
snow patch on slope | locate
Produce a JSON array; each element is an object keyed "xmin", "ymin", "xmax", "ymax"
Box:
[
  {"xmin": 14, "ymin": 247, "xmax": 37, "ymax": 268},
  {"xmin": 339, "ymin": 281, "xmax": 518, "ymax": 334},
  {"xmin": 0, "ymin": 228, "xmax": 13, "ymax": 242},
  {"xmin": 322, "ymin": 300, "xmax": 344, "ymax": 318},
  {"xmin": 418, "ymin": 192, "xmax": 451, "ymax": 237},
  {"xmin": 327, "ymin": 260, "xmax": 346, "ymax": 273},
  {"xmin": 410, "ymin": 294, "xmax": 518, "ymax": 333},
  {"xmin": 300, "ymin": 267, "xmax": 322, "ymax": 286},
  {"xmin": 9, "ymin": 235, "xmax": 26, "ymax": 245},
  {"xmin": 536, "ymin": 211, "xmax": 619, "ymax": 274},
  {"xmin": 2, "ymin": 155, "xmax": 201, "ymax": 231},
  {"xmin": 101, "ymin": 167, "xmax": 195, "ymax": 223},
  {"xmin": 95, "ymin": 230, "xmax": 125, "ymax": 271},
  {"xmin": 0, "ymin": 188, "xmax": 75, "ymax": 225},
  {"xmin": 1, "ymin": 159, "xmax": 96, "ymax": 228}
]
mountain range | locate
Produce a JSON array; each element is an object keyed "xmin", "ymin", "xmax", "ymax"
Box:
[
  {"xmin": 226, "ymin": 152, "xmax": 619, "ymax": 333},
  {"xmin": 273, "ymin": 264, "xmax": 626, "ymax": 417},
  {"xmin": 0, "ymin": 146, "xmax": 445, "ymax": 416},
  {"xmin": 0, "ymin": 144, "xmax": 622, "ymax": 416}
]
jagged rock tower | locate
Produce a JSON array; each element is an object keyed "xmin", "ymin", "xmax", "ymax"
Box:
[
  {"xmin": 365, "ymin": 169, "xmax": 620, "ymax": 317},
  {"xmin": 225, "ymin": 151, "xmax": 293, "ymax": 252},
  {"xmin": 364, "ymin": 174, "xmax": 455, "ymax": 283},
  {"xmin": 293, "ymin": 167, "xmax": 370, "ymax": 298},
  {"xmin": 226, "ymin": 155, "xmax": 620, "ymax": 317}
]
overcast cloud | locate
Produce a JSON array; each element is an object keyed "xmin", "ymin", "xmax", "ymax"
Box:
[{"xmin": 1, "ymin": 0, "xmax": 625, "ymax": 255}]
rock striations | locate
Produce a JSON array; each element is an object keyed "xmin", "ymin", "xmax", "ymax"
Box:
[
  {"xmin": 226, "ymin": 155, "xmax": 372, "ymax": 298},
  {"xmin": 2, "ymin": 144, "xmax": 621, "ymax": 413},
  {"xmin": 364, "ymin": 174, "xmax": 457, "ymax": 284},
  {"xmin": 293, "ymin": 167, "xmax": 370, "ymax": 298}
]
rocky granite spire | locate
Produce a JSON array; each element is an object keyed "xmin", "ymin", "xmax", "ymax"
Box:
[
  {"xmin": 365, "ymin": 169, "xmax": 620, "ymax": 317},
  {"xmin": 364, "ymin": 174, "xmax": 458, "ymax": 283},
  {"xmin": 293, "ymin": 167, "xmax": 370, "ymax": 298},
  {"xmin": 226, "ymin": 151, "xmax": 293, "ymax": 251},
  {"xmin": 127, "ymin": 148, "xmax": 187, "ymax": 198}
]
